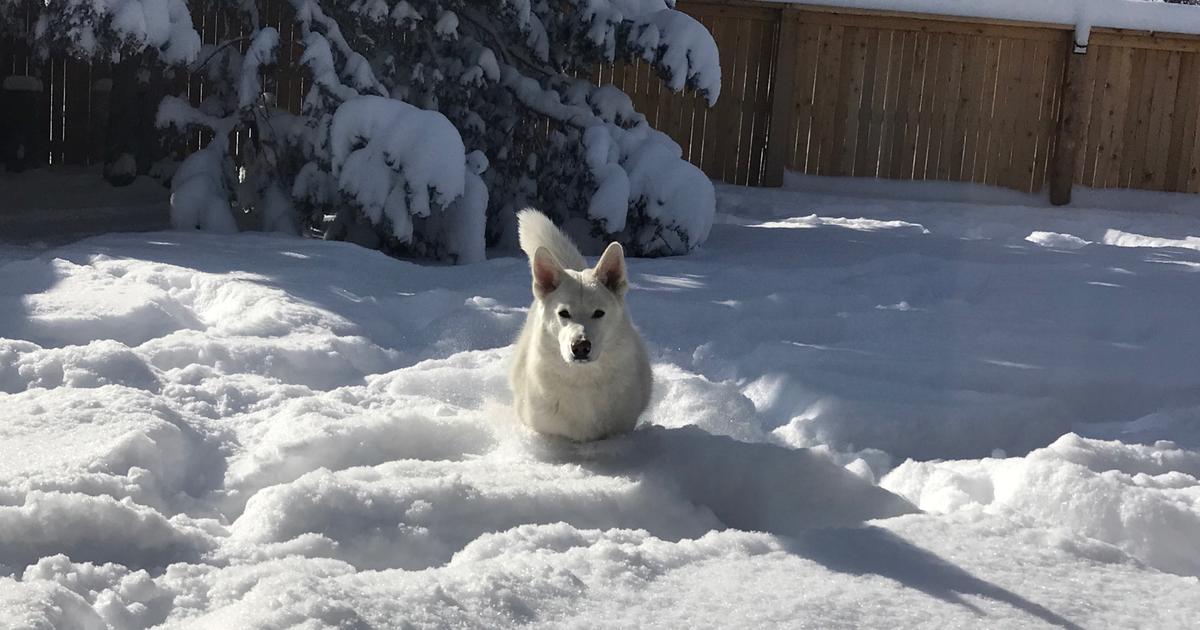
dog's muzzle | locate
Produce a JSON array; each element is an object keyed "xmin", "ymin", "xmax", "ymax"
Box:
[{"xmin": 571, "ymin": 338, "xmax": 592, "ymax": 361}]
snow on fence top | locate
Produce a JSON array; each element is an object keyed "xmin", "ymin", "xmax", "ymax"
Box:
[{"xmin": 759, "ymin": 0, "xmax": 1200, "ymax": 43}]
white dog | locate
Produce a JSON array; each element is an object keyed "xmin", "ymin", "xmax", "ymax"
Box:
[{"xmin": 510, "ymin": 209, "xmax": 652, "ymax": 441}]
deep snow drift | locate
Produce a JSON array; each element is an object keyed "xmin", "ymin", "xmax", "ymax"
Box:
[{"xmin": 2, "ymin": 176, "xmax": 1200, "ymax": 628}]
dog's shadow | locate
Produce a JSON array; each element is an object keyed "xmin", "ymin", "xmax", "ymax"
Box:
[
  {"xmin": 525, "ymin": 426, "xmax": 1081, "ymax": 629},
  {"xmin": 526, "ymin": 424, "xmax": 916, "ymax": 533}
]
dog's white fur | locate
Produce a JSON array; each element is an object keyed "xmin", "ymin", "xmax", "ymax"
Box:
[{"xmin": 510, "ymin": 209, "xmax": 652, "ymax": 441}]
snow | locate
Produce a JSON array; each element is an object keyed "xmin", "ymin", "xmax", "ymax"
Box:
[
  {"xmin": 327, "ymin": 95, "xmax": 486, "ymax": 261},
  {"xmin": 434, "ymin": 10, "xmax": 459, "ymax": 38},
  {"xmin": 883, "ymin": 432, "xmax": 1200, "ymax": 576},
  {"xmin": 2, "ymin": 76, "xmax": 43, "ymax": 92},
  {"xmin": 0, "ymin": 168, "xmax": 168, "ymax": 245},
  {"xmin": 168, "ymin": 145, "xmax": 238, "ymax": 234},
  {"xmin": 3, "ymin": 173, "xmax": 1200, "ymax": 626},
  {"xmin": 329, "ymin": 96, "xmax": 466, "ymax": 231},
  {"xmin": 1026, "ymin": 230, "xmax": 1091, "ymax": 250},
  {"xmin": 502, "ymin": 72, "xmax": 716, "ymax": 254},
  {"xmin": 237, "ymin": 28, "xmax": 279, "ymax": 109},
  {"xmin": 390, "ymin": 1, "xmax": 421, "ymax": 26},
  {"xmin": 766, "ymin": 0, "xmax": 1200, "ymax": 41},
  {"xmin": 42, "ymin": 0, "xmax": 202, "ymax": 64},
  {"xmin": 634, "ymin": 9, "xmax": 722, "ymax": 101}
]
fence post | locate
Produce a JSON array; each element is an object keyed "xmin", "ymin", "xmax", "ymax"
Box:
[
  {"xmin": 1, "ymin": 75, "xmax": 45, "ymax": 172},
  {"xmin": 1049, "ymin": 31, "xmax": 1088, "ymax": 206},
  {"xmin": 89, "ymin": 76, "xmax": 112, "ymax": 165},
  {"xmin": 103, "ymin": 57, "xmax": 141, "ymax": 185},
  {"xmin": 763, "ymin": 7, "xmax": 801, "ymax": 187}
]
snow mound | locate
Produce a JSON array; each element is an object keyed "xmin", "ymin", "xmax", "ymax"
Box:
[
  {"xmin": 223, "ymin": 406, "xmax": 498, "ymax": 511},
  {"xmin": 1102, "ymin": 228, "xmax": 1200, "ymax": 252},
  {"xmin": 0, "ymin": 492, "xmax": 218, "ymax": 572},
  {"xmin": 0, "ymin": 386, "xmax": 222, "ymax": 503},
  {"xmin": 0, "ymin": 577, "xmax": 106, "ymax": 630},
  {"xmin": 754, "ymin": 214, "xmax": 929, "ymax": 233},
  {"xmin": 1026, "ymin": 231, "xmax": 1091, "ymax": 249},
  {"xmin": 882, "ymin": 432, "xmax": 1200, "ymax": 576}
]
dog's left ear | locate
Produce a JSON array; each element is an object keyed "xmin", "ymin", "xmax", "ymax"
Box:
[{"xmin": 595, "ymin": 241, "xmax": 627, "ymax": 295}]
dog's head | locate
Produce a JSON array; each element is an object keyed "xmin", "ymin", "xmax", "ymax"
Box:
[{"xmin": 530, "ymin": 242, "xmax": 629, "ymax": 365}]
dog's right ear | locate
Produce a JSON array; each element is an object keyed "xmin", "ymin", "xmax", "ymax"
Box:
[{"xmin": 532, "ymin": 246, "xmax": 563, "ymax": 298}]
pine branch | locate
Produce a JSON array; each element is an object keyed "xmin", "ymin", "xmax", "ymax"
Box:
[{"xmin": 458, "ymin": 8, "xmax": 555, "ymax": 79}]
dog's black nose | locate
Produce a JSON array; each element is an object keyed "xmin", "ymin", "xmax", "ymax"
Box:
[{"xmin": 571, "ymin": 339, "xmax": 591, "ymax": 360}]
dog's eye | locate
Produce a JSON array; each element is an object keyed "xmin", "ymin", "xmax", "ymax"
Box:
[
  {"xmin": 592, "ymin": 310, "xmax": 605, "ymax": 319},
  {"xmin": 558, "ymin": 309, "xmax": 571, "ymax": 319}
]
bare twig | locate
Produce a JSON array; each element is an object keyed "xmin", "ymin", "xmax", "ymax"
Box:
[{"xmin": 189, "ymin": 36, "xmax": 253, "ymax": 74}]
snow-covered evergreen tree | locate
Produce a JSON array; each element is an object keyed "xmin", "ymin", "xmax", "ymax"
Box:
[{"xmin": 7, "ymin": 0, "xmax": 720, "ymax": 261}]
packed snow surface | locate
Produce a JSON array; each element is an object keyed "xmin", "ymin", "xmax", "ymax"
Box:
[{"xmin": 3, "ymin": 174, "xmax": 1200, "ymax": 627}]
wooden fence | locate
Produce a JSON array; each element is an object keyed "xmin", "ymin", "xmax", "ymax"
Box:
[
  {"xmin": 6, "ymin": 1, "xmax": 1200, "ymax": 202},
  {"xmin": 624, "ymin": 1, "xmax": 1200, "ymax": 199},
  {"xmin": 0, "ymin": 0, "xmax": 304, "ymax": 169}
]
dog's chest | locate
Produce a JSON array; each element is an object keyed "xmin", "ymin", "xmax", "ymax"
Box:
[{"xmin": 526, "ymin": 355, "xmax": 642, "ymax": 440}]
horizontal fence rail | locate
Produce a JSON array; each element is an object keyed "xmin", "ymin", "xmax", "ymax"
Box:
[{"xmin": 4, "ymin": 1, "xmax": 1200, "ymax": 202}]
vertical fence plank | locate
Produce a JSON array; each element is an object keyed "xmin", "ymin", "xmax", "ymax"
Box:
[
  {"xmin": 715, "ymin": 17, "xmax": 742, "ymax": 181},
  {"xmin": 993, "ymin": 39, "xmax": 1023, "ymax": 187},
  {"xmin": 907, "ymin": 31, "xmax": 933, "ymax": 179},
  {"xmin": 63, "ymin": 59, "xmax": 90, "ymax": 164},
  {"xmin": 792, "ymin": 21, "xmax": 823, "ymax": 173},
  {"xmin": 951, "ymin": 35, "xmax": 980, "ymax": 180},
  {"xmin": 888, "ymin": 29, "xmax": 918, "ymax": 179},
  {"xmin": 935, "ymin": 33, "xmax": 965, "ymax": 180},
  {"xmin": 852, "ymin": 28, "xmax": 880, "ymax": 177},
  {"xmin": 1034, "ymin": 39, "xmax": 1067, "ymax": 192},
  {"xmin": 755, "ymin": 21, "xmax": 778, "ymax": 183},
  {"xmin": 924, "ymin": 32, "xmax": 950, "ymax": 179},
  {"xmin": 1185, "ymin": 77, "xmax": 1200, "ymax": 192},
  {"xmin": 971, "ymin": 36, "xmax": 1000, "ymax": 183},
  {"xmin": 914, "ymin": 32, "xmax": 944, "ymax": 179},
  {"xmin": 1011, "ymin": 40, "xmax": 1045, "ymax": 191},
  {"xmin": 1078, "ymin": 45, "xmax": 1105, "ymax": 187},
  {"xmin": 734, "ymin": 18, "xmax": 764, "ymax": 184},
  {"xmin": 813, "ymin": 23, "xmax": 845, "ymax": 176},
  {"xmin": 876, "ymin": 30, "xmax": 902, "ymax": 179},
  {"xmin": 1098, "ymin": 46, "xmax": 1134, "ymax": 188},
  {"xmin": 764, "ymin": 9, "xmax": 799, "ymax": 186},
  {"xmin": 1167, "ymin": 52, "xmax": 1199, "ymax": 192},
  {"xmin": 1146, "ymin": 50, "xmax": 1180, "ymax": 191},
  {"xmin": 720, "ymin": 17, "xmax": 746, "ymax": 182},
  {"xmin": 1120, "ymin": 48, "xmax": 1151, "ymax": 187},
  {"xmin": 1031, "ymin": 40, "xmax": 1056, "ymax": 190},
  {"xmin": 700, "ymin": 18, "xmax": 729, "ymax": 177},
  {"xmin": 870, "ymin": 29, "xmax": 895, "ymax": 178},
  {"xmin": 687, "ymin": 16, "xmax": 715, "ymax": 167},
  {"xmin": 832, "ymin": 26, "xmax": 866, "ymax": 175}
]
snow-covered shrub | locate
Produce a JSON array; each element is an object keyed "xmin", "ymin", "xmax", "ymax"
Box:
[
  {"xmin": 5, "ymin": 0, "xmax": 719, "ymax": 261},
  {"xmin": 18, "ymin": 0, "xmax": 203, "ymax": 64}
]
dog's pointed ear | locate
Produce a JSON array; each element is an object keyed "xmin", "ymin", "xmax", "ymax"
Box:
[
  {"xmin": 532, "ymin": 246, "xmax": 563, "ymax": 298},
  {"xmin": 595, "ymin": 241, "xmax": 627, "ymax": 295}
]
